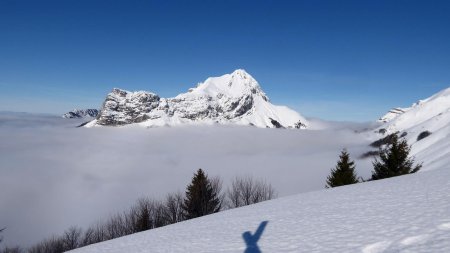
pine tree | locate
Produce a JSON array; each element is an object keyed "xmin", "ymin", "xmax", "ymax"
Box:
[
  {"xmin": 371, "ymin": 134, "xmax": 421, "ymax": 180},
  {"xmin": 326, "ymin": 149, "xmax": 359, "ymax": 188},
  {"xmin": 182, "ymin": 169, "xmax": 221, "ymax": 219}
]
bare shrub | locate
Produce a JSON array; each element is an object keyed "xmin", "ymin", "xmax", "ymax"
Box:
[
  {"xmin": 226, "ymin": 176, "xmax": 277, "ymax": 209},
  {"xmin": 163, "ymin": 192, "xmax": 185, "ymax": 224},
  {"xmin": 62, "ymin": 226, "xmax": 82, "ymax": 250},
  {"xmin": 0, "ymin": 247, "xmax": 22, "ymax": 253}
]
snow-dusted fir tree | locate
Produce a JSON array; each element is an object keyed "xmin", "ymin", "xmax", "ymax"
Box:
[
  {"xmin": 371, "ymin": 135, "xmax": 421, "ymax": 180},
  {"xmin": 182, "ymin": 169, "xmax": 221, "ymax": 219},
  {"xmin": 326, "ymin": 149, "xmax": 359, "ymax": 188}
]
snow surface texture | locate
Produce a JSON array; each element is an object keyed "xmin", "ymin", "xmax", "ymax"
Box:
[
  {"xmin": 88, "ymin": 69, "xmax": 307, "ymax": 129},
  {"xmin": 68, "ymin": 164, "xmax": 450, "ymax": 253},
  {"xmin": 373, "ymin": 87, "xmax": 450, "ymax": 171},
  {"xmin": 62, "ymin": 109, "xmax": 99, "ymax": 119}
]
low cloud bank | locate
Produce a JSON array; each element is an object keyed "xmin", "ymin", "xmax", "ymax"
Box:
[{"xmin": 0, "ymin": 113, "xmax": 373, "ymax": 247}]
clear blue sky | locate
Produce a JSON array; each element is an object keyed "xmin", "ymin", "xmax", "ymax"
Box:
[{"xmin": 1, "ymin": 0, "xmax": 449, "ymax": 121}]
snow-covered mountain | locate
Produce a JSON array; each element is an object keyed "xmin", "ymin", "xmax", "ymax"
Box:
[
  {"xmin": 68, "ymin": 165, "xmax": 450, "ymax": 253},
  {"xmin": 374, "ymin": 87, "xmax": 450, "ymax": 170},
  {"xmin": 377, "ymin": 87, "xmax": 450, "ymax": 132},
  {"xmin": 87, "ymin": 69, "xmax": 307, "ymax": 129},
  {"xmin": 62, "ymin": 109, "xmax": 99, "ymax": 119},
  {"xmin": 378, "ymin": 107, "xmax": 409, "ymax": 123}
]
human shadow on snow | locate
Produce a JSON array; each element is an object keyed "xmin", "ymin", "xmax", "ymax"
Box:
[{"xmin": 242, "ymin": 221, "xmax": 268, "ymax": 253}]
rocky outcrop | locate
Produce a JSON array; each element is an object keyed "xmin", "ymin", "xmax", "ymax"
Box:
[
  {"xmin": 62, "ymin": 109, "xmax": 99, "ymax": 119},
  {"xmin": 90, "ymin": 69, "xmax": 308, "ymax": 129},
  {"xmin": 96, "ymin": 89, "xmax": 160, "ymax": 125}
]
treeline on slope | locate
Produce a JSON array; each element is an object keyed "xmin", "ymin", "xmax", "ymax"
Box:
[
  {"xmin": 326, "ymin": 134, "xmax": 422, "ymax": 188},
  {"xmin": 0, "ymin": 171, "xmax": 276, "ymax": 253}
]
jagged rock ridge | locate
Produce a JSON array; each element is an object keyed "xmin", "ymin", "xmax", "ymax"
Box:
[
  {"xmin": 89, "ymin": 69, "xmax": 307, "ymax": 129},
  {"xmin": 62, "ymin": 109, "xmax": 99, "ymax": 119}
]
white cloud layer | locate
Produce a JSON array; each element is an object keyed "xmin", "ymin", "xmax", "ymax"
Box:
[{"xmin": 0, "ymin": 113, "xmax": 375, "ymax": 247}]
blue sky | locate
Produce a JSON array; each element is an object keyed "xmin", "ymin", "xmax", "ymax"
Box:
[{"xmin": 0, "ymin": 0, "xmax": 449, "ymax": 121}]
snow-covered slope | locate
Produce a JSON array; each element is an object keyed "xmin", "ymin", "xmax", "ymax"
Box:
[
  {"xmin": 68, "ymin": 166, "xmax": 450, "ymax": 253},
  {"xmin": 62, "ymin": 109, "xmax": 99, "ymax": 119},
  {"xmin": 87, "ymin": 70, "xmax": 307, "ymax": 129},
  {"xmin": 375, "ymin": 87, "xmax": 450, "ymax": 170},
  {"xmin": 378, "ymin": 107, "xmax": 409, "ymax": 123},
  {"xmin": 377, "ymin": 87, "xmax": 450, "ymax": 132}
]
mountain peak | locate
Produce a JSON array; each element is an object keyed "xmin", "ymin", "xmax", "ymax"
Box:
[
  {"xmin": 180, "ymin": 69, "xmax": 268, "ymax": 101},
  {"xmin": 230, "ymin": 68, "xmax": 251, "ymax": 78},
  {"xmin": 89, "ymin": 70, "xmax": 307, "ymax": 129}
]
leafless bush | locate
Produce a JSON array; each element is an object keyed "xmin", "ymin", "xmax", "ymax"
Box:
[
  {"xmin": 62, "ymin": 226, "xmax": 82, "ymax": 251},
  {"xmin": 0, "ymin": 228, "xmax": 4, "ymax": 244},
  {"xmin": 0, "ymin": 247, "xmax": 22, "ymax": 253},
  {"xmin": 210, "ymin": 176, "xmax": 225, "ymax": 211},
  {"xmin": 80, "ymin": 222, "xmax": 108, "ymax": 246},
  {"xmin": 163, "ymin": 192, "xmax": 185, "ymax": 224},
  {"xmin": 28, "ymin": 236, "xmax": 64, "ymax": 253},
  {"xmin": 104, "ymin": 214, "xmax": 127, "ymax": 240},
  {"xmin": 226, "ymin": 176, "xmax": 277, "ymax": 209},
  {"xmin": 23, "ymin": 171, "xmax": 277, "ymax": 252}
]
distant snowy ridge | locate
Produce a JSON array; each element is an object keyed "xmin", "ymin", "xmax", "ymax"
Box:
[
  {"xmin": 87, "ymin": 69, "xmax": 307, "ymax": 129},
  {"xmin": 62, "ymin": 109, "xmax": 99, "ymax": 119},
  {"xmin": 377, "ymin": 87, "xmax": 450, "ymax": 134},
  {"xmin": 375, "ymin": 87, "xmax": 450, "ymax": 171},
  {"xmin": 378, "ymin": 107, "xmax": 409, "ymax": 123}
]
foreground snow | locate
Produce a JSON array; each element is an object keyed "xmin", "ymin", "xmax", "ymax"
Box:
[{"xmin": 69, "ymin": 167, "xmax": 450, "ymax": 253}]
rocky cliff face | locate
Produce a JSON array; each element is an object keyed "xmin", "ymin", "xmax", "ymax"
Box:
[
  {"xmin": 96, "ymin": 89, "xmax": 160, "ymax": 125},
  {"xmin": 62, "ymin": 109, "xmax": 99, "ymax": 119},
  {"xmin": 90, "ymin": 69, "xmax": 308, "ymax": 129}
]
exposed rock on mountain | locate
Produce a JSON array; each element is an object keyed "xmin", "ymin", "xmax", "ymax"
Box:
[
  {"xmin": 62, "ymin": 109, "xmax": 99, "ymax": 119},
  {"xmin": 89, "ymin": 69, "xmax": 308, "ymax": 129}
]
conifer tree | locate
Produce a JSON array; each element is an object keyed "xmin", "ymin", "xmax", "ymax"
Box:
[
  {"xmin": 182, "ymin": 169, "xmax": 221, "ymax": 219},
  {"xmin": 326, "ymin": 149, "xmax": 359, "ymax": 188},
  {"xmin": 371, "ymin": 134, "xmax": 421, "ymax": 180}
]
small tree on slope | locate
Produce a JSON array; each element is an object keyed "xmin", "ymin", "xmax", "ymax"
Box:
[
  {"xmin": 182, "ymin": 169, "xmax": 221, "ymax": 219},
  {"xmin": 326, "ymin": 149, "xmax": 359, "ymax": 188},
  {"xmin": 371, "ymin": 134, "xmax": 421, "ymax": 180}
]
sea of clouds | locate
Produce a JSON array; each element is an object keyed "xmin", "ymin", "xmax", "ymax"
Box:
[{"xmin": 0, "ymin": 112, "xmax": 376, "ymax": 247}]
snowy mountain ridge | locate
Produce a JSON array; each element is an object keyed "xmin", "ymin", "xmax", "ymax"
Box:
[
  {"xmin": 374, "ymin": 87, "xmax": 450, "ymax": 171},
  {"xmin": 376, "ymin": 87, "xmax": 450, "ymax": 134},
  {"xmin": 378, "ymin": 107, "xmax": 409, "ymax": 123},
  {"xmin": 378, "ymin": 87, "xmax": 450, "ymax": 125},
  {"xmin": 62, "ymin": 109, "xmax": 99, "ymax": 119},
  {"xmin": 87, "ymin": 69, "xmax": 307, "ymax": 129}
]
